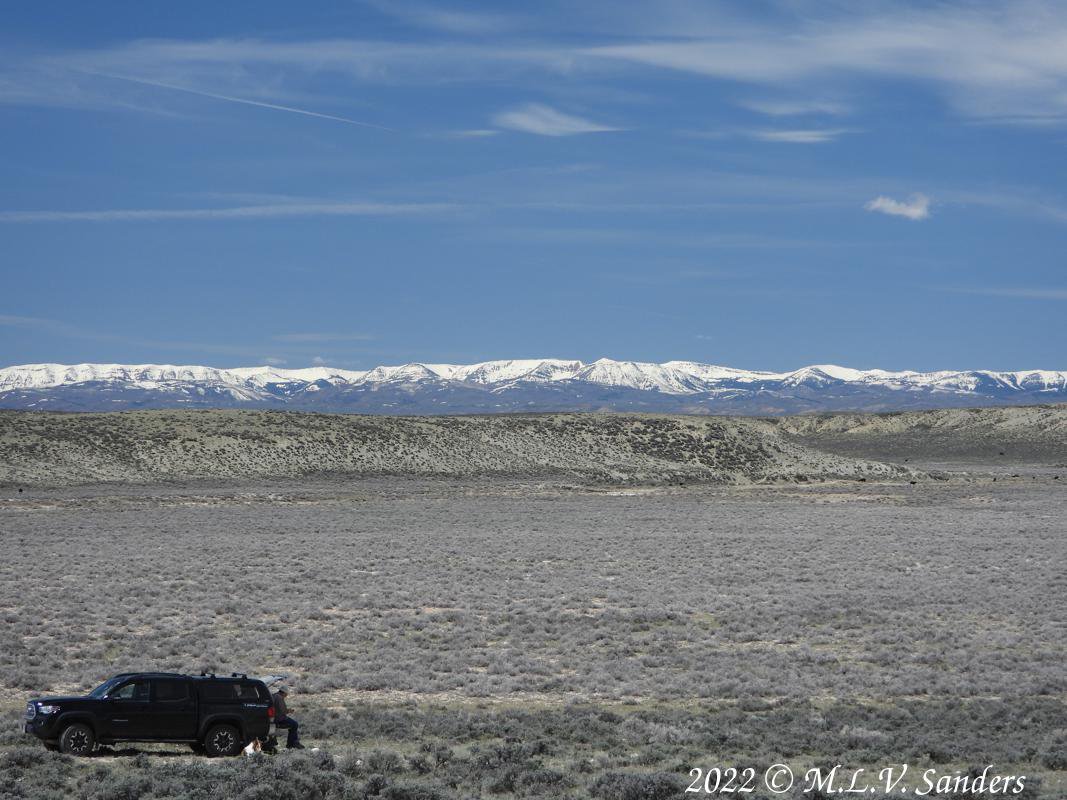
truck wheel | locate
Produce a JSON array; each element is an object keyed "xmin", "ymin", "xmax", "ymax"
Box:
[
  {"xmin": 203, "ymin": 724, "xmax": 241, "ymax": 757},
  {"xmin": 59, "ymin": 723, "xmax": 95, "ymax": 756}
]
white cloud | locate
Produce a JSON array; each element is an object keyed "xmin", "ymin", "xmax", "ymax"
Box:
[
  {"xmin": 263, "ymin": 357, "xmax": 287, "ymax": 366},
  {"xmin": 740, "ymin": 99, "xmax": 848, "ymax": 117},
  {"xmin": 492, "ymin": 103, "xmax": 618, "ymax": 136},
  {"xmin": 0, "ymin": 202, "xmax": 455, "ymax": 223},
  {"xmin": 311, "ymin": 355, "xmax": 327, "ymax": 365},
  {"xmin": 864, "ymin": 194, "xmax": 931, "ymax": 221},
  {"xmin": 585, "ymin": 4, "xmax": 1067, "ymax": 123},
  {"xmin": 752, "ymin": 128, "xmax": 852, "ymax": 144}
]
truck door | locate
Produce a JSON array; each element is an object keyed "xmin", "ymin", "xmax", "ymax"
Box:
[
  {"xmin": 103, "ymin": 678, "xmax": 153, "ymax": 738},
  {"xmin": 148, "ymin": 678, "xmax": 198, "ymax": 739}
]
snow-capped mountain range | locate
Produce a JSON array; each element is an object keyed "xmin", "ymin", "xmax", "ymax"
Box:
[{"xmin": 1, "ymin": 359, "xmax": 1065, "ymax": 415}]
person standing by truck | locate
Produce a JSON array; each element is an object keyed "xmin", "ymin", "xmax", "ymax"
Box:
[{"xmin": 272, "ymin": 686, "xmax": 304, "ymax": 749}]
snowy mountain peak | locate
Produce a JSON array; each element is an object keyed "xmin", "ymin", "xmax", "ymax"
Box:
[{"xmin": 1, "ymin": 359, "xmax": 1064, "ymax": 414}]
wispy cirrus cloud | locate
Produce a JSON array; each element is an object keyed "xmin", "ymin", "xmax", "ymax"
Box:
[
  {"xmin": 751, "ymin": 128, "xmax": 853, "ymax": 144},
  {"xmin": 0, "ymin": 314, "xmax": 95, "ymax": 342},
  {"xmin": 0, "ymin": 314, "xmax": 55, "ymax": 327},
  {"xmin": 740, "ymin": 99, "xmax": 849, "ymax": 117},
  {"xmin": 0, "ymin": 202, "xmax": 456, "ymax": 223},
  {"xmin": 5, "ymin": 4, "xmax": 1067, "ymax": 125},
  {"xmin": 0, "ymin": 314, "xmax": 282, "ymax": 360},
  {"xmin": 865, "ymin": 194, "xmax": 931, "ymax": 221},
  {"xmin": 584, "ymin": 3, "xmax": 1067, "ymax": 123},
  {"xmin": 0, "ymin": 39, "xmax": 576, "ymax": 122},
  {"xmin": 0, "ymin": 314, "xmax": 382, "ymax": 364},
  {"xmin": 492, "ymin": 103, "xmax": 619, "ymax": 136},
  {"xmin": 943, "ymin": 286, "xmax": 1067, "ymax": 300},
  {"xmin": 27, "ymin": 38, "xmax": 573, "ymax": 96},
  {"xmin": 273, "ymin": 333, "xmax": 376, "ymax": 343},
  {"xmin": 442, "ymin": 128, "xmax": 500, "ymax": 138},
  {"xmin": 942, "ymin": 190, "xmax": 1067, "ymax": 225},
  {"xmin": 360, "ymin": 0, "xmax": 522, "ymax": 34},
  {"xmin": 684, "ymin": 127, "xmax": 855, "ymax": 144}
]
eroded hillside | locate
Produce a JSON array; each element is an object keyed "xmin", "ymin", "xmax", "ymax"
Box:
[
  {"xmin": 0, "ymin": 410, "xmax": 911, "ymax": 487},
  {"xmin": 769, "ymin": 404, "xmax": 1067, "ymax": 464}
]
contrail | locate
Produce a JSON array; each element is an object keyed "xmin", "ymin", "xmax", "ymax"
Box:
[
  {"xmin": 84, "ymin": 70, "xmax": 396, "ymax": 132},
  {"xmin": 0, "ymin": 202, "xmax": 454, "ymax": 223}
]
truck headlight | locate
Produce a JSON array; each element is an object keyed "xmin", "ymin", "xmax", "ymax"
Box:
[{"xmin": 36, "ymin": 704, "xmax": 60, "ymax": 715}]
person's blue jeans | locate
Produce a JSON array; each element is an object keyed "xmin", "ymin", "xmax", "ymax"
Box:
[{"xmin": 276, "ymin": 717, "xmax": 300, "ymax": 747}]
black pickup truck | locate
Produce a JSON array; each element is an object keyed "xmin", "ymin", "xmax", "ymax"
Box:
[{"xmin": 24, "ymin": 672, "xmax": 273, "ymax": 756}]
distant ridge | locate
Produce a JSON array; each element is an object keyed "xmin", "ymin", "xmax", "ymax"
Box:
[
  {"xmin": 0, "ymin": 409, "xmax": 915, "ymax": 487},
  {"xmin": 1, "ymin": 359, "xmax": 1065, "ymax": 415}
]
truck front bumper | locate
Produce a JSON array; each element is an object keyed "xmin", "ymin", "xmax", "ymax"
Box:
[{"xmin": 23, "ymin": 714, "xmax": 61, "ymax": 741}]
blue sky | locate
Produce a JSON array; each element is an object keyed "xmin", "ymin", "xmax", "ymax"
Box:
[{"xmin": 1, "ymin": 0, "xmax": 1065, "ymax": 371}]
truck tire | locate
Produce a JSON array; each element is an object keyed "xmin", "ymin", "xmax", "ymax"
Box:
[
  {"xmin": 59, "ymin": 723, "xmax": 95, "ymax": 756},
  {"xmin": 203, "ymin": 724, "xmax": 241, "ymax": 757}
]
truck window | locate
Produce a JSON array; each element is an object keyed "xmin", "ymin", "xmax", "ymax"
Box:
[
  {"xmin": 200, "ymin": 683, "xmax": 234, "ymax": 701},
  {"xmin": 152, "ymin": 679, "xmax": 190, "ymax": 702},
  {"xmin": 110, "ymin": 680, "xmax": 150, "ymax": 701},
  {"xmin": 200, "ymin": 680, "xmax": 269, "ymax": 701},
  {"xmin": 89, "ymin": 677, "xmax": 121, "ymax": 698}
]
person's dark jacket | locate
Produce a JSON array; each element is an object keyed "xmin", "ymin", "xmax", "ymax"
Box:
[{"xmin": 273, "ymin": 693, "xmax": 288, "ymax": 721}]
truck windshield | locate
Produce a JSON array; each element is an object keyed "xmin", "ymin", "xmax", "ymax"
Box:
[{"xmin": 88, "ymin": 678, "xmax": 120, "ymax": 698}]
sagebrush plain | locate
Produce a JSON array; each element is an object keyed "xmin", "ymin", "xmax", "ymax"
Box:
[{"xmin": 1, "ymin": 408, "xmax": 1065, "ymax": 799}]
